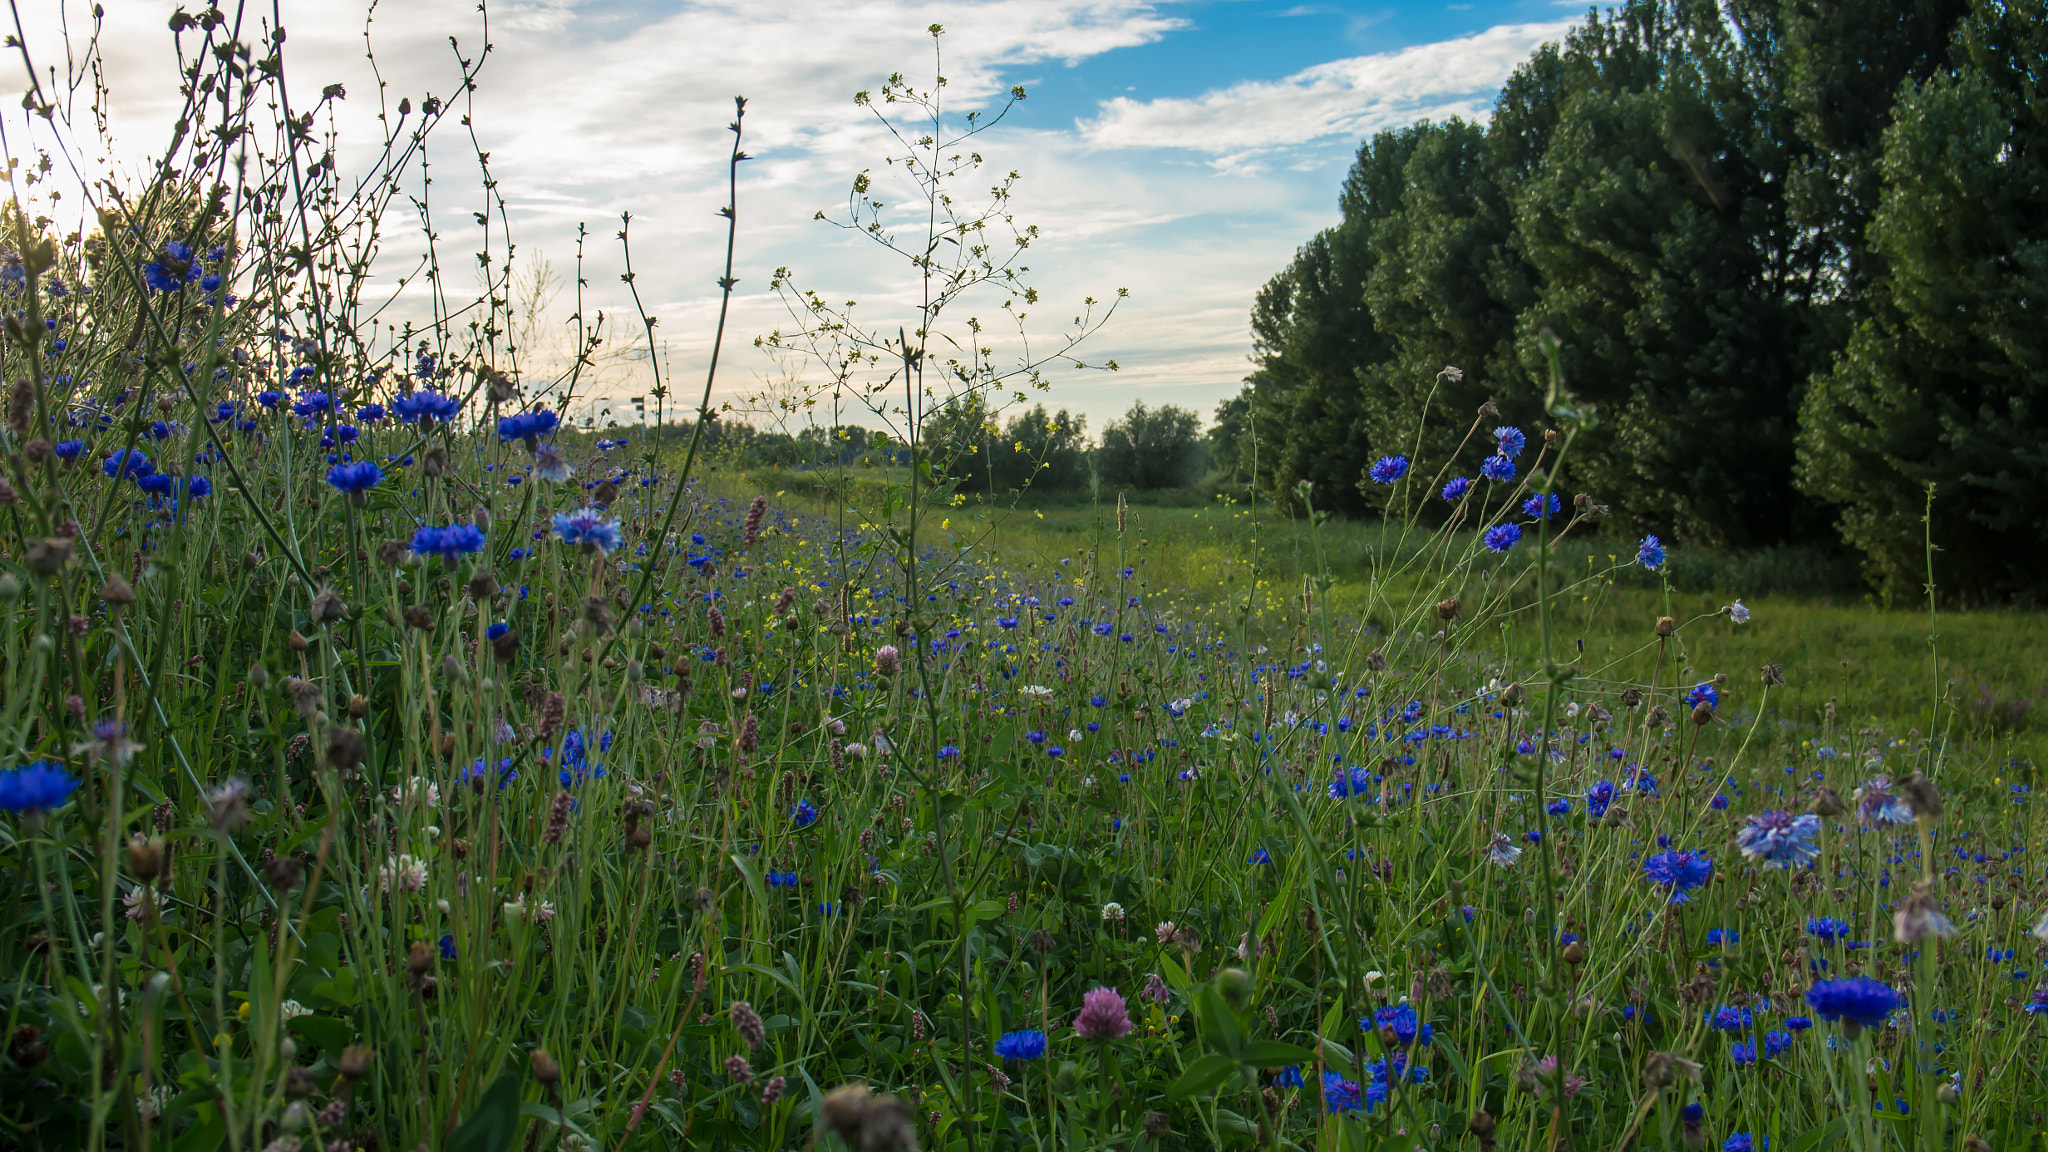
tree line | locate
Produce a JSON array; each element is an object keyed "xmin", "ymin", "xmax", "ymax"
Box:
[
  {"xmin": 625, "ymin": 399, "xmax": 1215, "ymax": 495},
  {"xmin": 1215, "ymin": 0, "xmax": 2046, "ymax": 600}
]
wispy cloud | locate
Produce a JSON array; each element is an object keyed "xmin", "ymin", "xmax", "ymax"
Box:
[
  {"xmin": 10, "ymin": 2, "xmax": 1563, "ymax": 426},
  {"xmin": 1077, "ymin": 20, "xmax": 1571, "ymax": 172}
]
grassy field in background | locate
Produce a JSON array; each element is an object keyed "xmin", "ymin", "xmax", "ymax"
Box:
[{"xmin": 728, "ymin": 464, "xmax": 2048, "ymax": 767}]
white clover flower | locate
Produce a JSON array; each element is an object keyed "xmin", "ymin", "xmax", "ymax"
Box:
[
  {"xmin": 1019, "ymin": 684, "xmax": 1053, "ymax": 700},
  {"xmin": 534, "ymin": 900, "xmax": 557, "ymax": 924},
  {"xmin": 391, "ymin": 776, "xmax": 440, "ymax": 809},
  {"xmin": 279, "ymin": 999, "xmax": 311, "ymax": 1021},
  {"xmin": 1101, "ymin": 902, "xmax": 1124, "ymax": 923},
  {"xmin": 379, "ymin": 854, "xmax": 428, "ymax": 893},
  {"xmin": 137, "ymin": 1085, "xmax": 174, "ymax": 1121}
]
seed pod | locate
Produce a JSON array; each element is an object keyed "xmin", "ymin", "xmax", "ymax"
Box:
[
  {"xmin": 338, "ymin": 1045, "xmax": 372, "ymax": 1081},
  {"xmin": 327, "ymin": 726, "xmax": 366, "ymax": 770},
  {"xmin": 127, "ymin": 834, "xmax": 164, "ymax": 881},
  {"xmin": 531, "ymin": 1047, "xmax": 561, "ymax": 1086},
  {"xmin": 1654, "ymin": 616, "xmax": 1675, "ymax": 638},
  {"xmin": 1436, "ymin": 597, "xmax": 1461, "ymax": 621}
]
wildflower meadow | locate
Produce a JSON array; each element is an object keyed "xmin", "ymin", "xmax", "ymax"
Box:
[{"xmin": 1, "ymin": 5, "xmax": 2045, "ymax": 1152}]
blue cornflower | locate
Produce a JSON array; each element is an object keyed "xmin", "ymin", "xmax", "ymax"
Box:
[
  {"xmin": 997, "ymin": 616, "xmax": 1018, "ymax": 629},
  {"xmin": 1729, "ymin": 1042, "xmax": 1758, "ymax": 1068},
  {"xmin": 410, "ymin": 524, "xmax": 486, "ymax": 561},
  {"xmin": 552, "ymin": 508, "xmax": 624, "ymax": 554},
  {"xmin": 1546, "ymin": 798, "xmax": 1570, "ymax": 817},
  {"xmin": 140, "ymin": 240, "xmax": 200, "ymax": 293},
  {"xmin": 439, "ymin": 934, "xmax": 458, "ymax": 961},
  {"xmin": 1367, "ymin": 455, "xmax": 1408, "ymax": 485},
  {"xmin": 1493, "ymin": 426, "xmax": 1526, "ymax": 460},
  {"xmin": 138, "ymin": 473, "xmax": 175, "ymax": 496},
  {"xmin": 256, "ymin": 389, "xmax": 285, "ymax": 410},
  {"xmin": 357, "ymin": 404, "xmax": 387, "ymax": 422},
  {"xmin": 1709, "ymin": 793, "xmax": 1730, "ymax": 810},
  {"xmin": 1681, "ymin": 1105, "xmax": 1704, "ymax": 1125},
  {"xmin": 189, "ymin": 476, "xmax": 212, "ymax": 499},
  {"xmin": 0, "ymin": 761, "xmax": 82, "ymax": 815},
  {"xmin": 1735, "ymin": 810, "xmax": 1822, "ymax": 869},
  {"xmin": 1586, "ymin": 781, "xmax": 1615, "ymax": 819},
  {"xmin": 292, "ymin": 391, "xmax": 333, "ymax": 418},
  {"xmin": 325, "ymin": 461, "xmax": 383, "ymax": 497},
  {"xmin": 1804, "ymin": 977, "xmax": 1901, "ymax": 1028},
  {"xmin": 994, "ymin": 1030, "xmax": 1047, "ymax": 1062},
  {"xmin": 463, "ymin": 757, "xmax": 516, "ymax": 790},
  {"xmin": 54, "ymin": 440, "xmax": 85, "ymax": 460},
  {"xmin": 487, "ymin": 622, "xmax": 512, "ymax": 641},
  {"xmin": 1762, "ymin": 1029, "xmax": 1793, "ymax": 1058},
  {"xmin": 1479, "ymin": 454, "xmax": 1516, "ymax": 482},
  {"xmin": 1367, "ymin": 1002, "xmax": 1433, "ymax": 1047},
  {"xmin": 1642, "ymin": 850, "xmax": 1714, "ymax": 903},
  {"xmin": 937, "ymin": 745, "xmax": 960, "ymax": 760},
  {"xmin": 497, "ymin": 409, "xmax": 561, "ymax": 442},
  {"xmin": 1046, "ymin": 746, "xmax": 1065, "ymax": 758},
  {"xmin": 791, "ymin": 800, "xmax": 819, "ymax": 828},
  {"xmin": 1724, "ymin": 1135, "xmax": 1767, "ymax": 1152},
  {"xmin": 1441, "ymin": 476, "xmax": 1471, "ymax": 501},
  {"xmin": 1707, "ymin": 928, "xmax": 1739, "ymax": 945},
  {"xmin": 1321, "ymin": 1071, "xmax": 1363, "ymax": 1114},
  {"xmin": 1522, "ymin": 492, "xmax": 1561, "ymax": 520},
  {"xmin": 391, "ymin": 390, "xmax": 462, "ymax": 423},
  {"xmin": 1686, "ymin": 682, "xmax": 1719, "ymax": 709},
  {"xmin": 1249, "ymin": 848, "xmax": 1272, "ymax": 865},
  {"xmin": 1637, "ymin": 534, "xmax": 1666, "ymax": 570},
  {"xmin": 1274, "ymin": 1066, "xmax": 1304, "ymax": 1088},
  {"xmin": 1708, "ymin": 1004, "xmax": 1753, "ymax": 1032},
  {"xmin": 103, "ymin": 449, "xmax": 154, "ymax": 481},
  {"xmin": 1482, "ymin": 523, "xmax": 1522, "ymax": 553},
  {"xmin": 1806, "ymin": 917, "xmax": 1853, "ymax": 942}
]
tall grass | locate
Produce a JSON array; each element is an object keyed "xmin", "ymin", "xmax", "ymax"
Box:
[{"xmin": 0, "ymin": 8, "xmax": 2043, "ymax": 1152}]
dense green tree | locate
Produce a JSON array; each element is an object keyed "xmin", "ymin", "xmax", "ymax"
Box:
[
  {"xmin": 1508, "ymin": 1, "xmax": 1828, "ymax": 545},
  {"xmin": 1098, "ymin": 400, "xmax": 1206, "ymax": 490},
  {"xmin": 1796, "ymin": 0, "xmax": 2048, "ymax": 600},
  {"xmin": 1208, "ymin": 387, "xmax": 1252, "ymax": 481}
]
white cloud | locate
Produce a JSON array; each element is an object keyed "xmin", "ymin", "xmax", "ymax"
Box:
[
  {"xmin": 1078, "ymin": 20, "xmax": 1572, "ymax": 171},
  {"xmin": 6, "ymin": 2, "xmax": 1560, "ymax": 428}
]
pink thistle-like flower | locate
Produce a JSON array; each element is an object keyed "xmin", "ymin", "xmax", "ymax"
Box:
[
  {"xmin": 1073, "ymin": 986, "xmax": 1133, "ymax": 1041},
  {"xmin": 874, "ymin": 645, "xmax": 900, "ymax": 676}
]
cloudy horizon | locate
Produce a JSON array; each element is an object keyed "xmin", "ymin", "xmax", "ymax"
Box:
[{"xmin": 11, "ymin": 0, "xmax": 1587, "ymax": 433}]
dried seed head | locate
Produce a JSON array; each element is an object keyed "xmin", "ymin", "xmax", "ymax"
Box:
[
  {"xmin": 1760, "ymin": 662, "xmax": 1786, "ymax": 687},
  {"xmin": 262, "ymin": 855, "xmax": 303, "ymax": 891},
  {"xmin": 1436, "ymin": 597, "xmax": 1461, "ymax": 621},
  {"xmin": 403, "ymin": 605, "xmax": 435, "ymax": 631},
  {"xmin": 1640, "ymin": 1051, "xmax": 1701, "ymax": 1089},
  {"xmin": 1809, "ymin": 786, "xmax": 1846, "ymax": 818},
  {"xmin": 338, "ymin": 1045, "xmax": 372, "ymax": 1081},
  {"xmin": 531, "ymin": 1047, "xmax": 561, "ymax": 1085},
  {"xmin": 127, "ymin": 834, "xmax": 165, "ymax": 881},
  {"xmin": 328, "ymin": 726, "xmax": 366, "ymax": 770},
  {"xmin": 1654, "ymin": 616, "xmax": 1675, "ymax": 638},
  {"xmin": 99, "ymin": 575, "xmax": 135, "ymax": 606},
  {"xmin": 1896, "ymin": 771, "xmax": 1943, "ymax": 822}
]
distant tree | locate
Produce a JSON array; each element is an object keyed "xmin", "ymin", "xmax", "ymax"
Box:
[
  {"xmin": 924, "ymin": 396, "xmax": 1090, "ymax": 493},
  {"xmin": 1098, "ymin": 401, "xmax": 1205, "ymax": 490}
]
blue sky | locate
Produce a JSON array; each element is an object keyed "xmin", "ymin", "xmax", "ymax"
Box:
[{"xmin": 21, "ymin": 0, "xmax": 1591, "ymax": 431}]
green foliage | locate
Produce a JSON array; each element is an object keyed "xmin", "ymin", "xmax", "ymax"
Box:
[
  {"xmin": 1795, "ymin": 0, "xmax": 2048, "ymax": 600},
  {"xmin": 1096, "ymin": 400, "xmax": 1206, "ymax": 492},
  {"xmin": 1237, "ymin": 0, "xmax": 2047, "ymax": 586}
]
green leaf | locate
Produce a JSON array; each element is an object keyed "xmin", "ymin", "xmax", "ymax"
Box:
[
  {"xmin": 1192, "ymin": 984, "xmax": 1243, "ymax": 1058},
  {"xmin": 1786, "ymin": 1117, "xmax": 1847, "ymax": 1152},
  {"xmin": 286, "ymin": 1015, "xmax": 353, "ymax": 1056},
  {"xmin": 447, "ymin": 1071, "xmax": 524, "ymax": 1152},
  {"xmin": 1236, "ymin": 1040, "xmax": 1316, "ymax": 1067},
  {"xmin": 1165, "ymin": 1052, "xmax": 1237, "ymax": 1100}
]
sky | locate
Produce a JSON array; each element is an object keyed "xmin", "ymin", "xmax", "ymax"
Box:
[{"xmin": 13, "ymin": 0, "xmax": 1590, "ymax": 433}]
